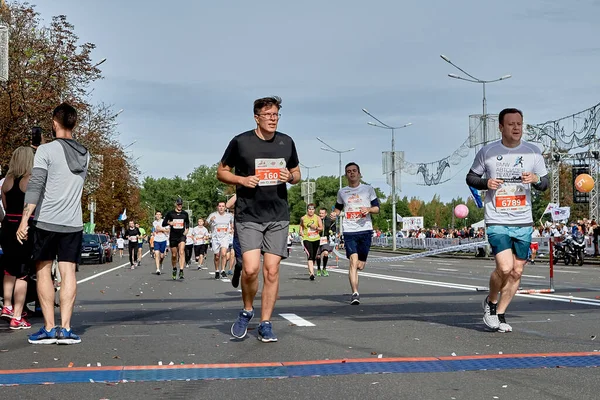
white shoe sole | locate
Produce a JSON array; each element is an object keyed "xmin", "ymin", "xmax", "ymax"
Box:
[
  {"xmin": 28, "ymin": 338, "xmax": 57, "ymax": 344},
  {"xmin": 258, "ymin": 335, "xmax": 278, "ymax": 343},
  {"xmin": 57, "ymin": 339, "xmax": 82, "ymax": 345}
]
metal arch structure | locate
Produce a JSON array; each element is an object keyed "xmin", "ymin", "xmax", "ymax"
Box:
[
  {"xmin": 401, "ymin": 138, "xmax": 471, "ymax": 186},
  {"xmin": 548, "ymin": 150, "xmax": 600, "ymax": 219},
  {"xmin": 525, "ymin": 103, "xmax": 600, "ymax": 153},
  {"xmin": 525, "ymin": 103, "xmax": 600, "ymax": 219}
]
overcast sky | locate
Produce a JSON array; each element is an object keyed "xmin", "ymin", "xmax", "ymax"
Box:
[{"xmin": 33, "ymin": 0, "xmax": 600, "ymax": 202}]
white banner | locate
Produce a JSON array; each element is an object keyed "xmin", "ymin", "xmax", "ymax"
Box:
[
  {"xmin": 396, "ymin": 214, "xmax": 403, "ymax": 222},
  {"xmin": 551, "ymin": 206, "xmax": 570, "ymax": 221},
  {"xmin": 402, "ymin": 216, "xmax": 424, "ymax": 231},
  {"xmin": 543, "ymin": 202, "xmax": 559, "ymax": 215}
]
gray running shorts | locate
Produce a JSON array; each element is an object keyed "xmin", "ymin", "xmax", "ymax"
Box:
[{"xmin": 236, "ymin": 221, "xmax": 289, "ymax": 259}]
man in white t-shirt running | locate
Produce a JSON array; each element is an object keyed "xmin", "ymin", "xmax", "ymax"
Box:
[
  {"xmin": 116, "ymin": 235, "xmax": 125, "ymax": 258},
  {"xmin": 207, "ymin": 201, "xmax": 234, "ymax": 280},
  {"xmin": 192, "ymin": 218, "xmax": 209, "ymax": 269},
  {"xmin": 152, "ymin": 211, "xmax": 169, "ymax": 275},
  {"xmin": 330, "ymin": 162, "xmax": 380, "ymax": 305},
  {"xmin": 466, "ymin": 108, "xmax": 548, "ymax": 333}
]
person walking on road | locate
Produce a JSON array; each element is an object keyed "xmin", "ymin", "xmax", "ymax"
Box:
[
  {"xmin": 207, "ymin": 201, "xmax": 234, "ymax": 280},
  {"xmin": 299, "ymin": 204, "xmax": 322, "ymax": 280},
  {"xmin": 330, "ymin": 162, "xmax": 379, "ymax": 305},
  {"xmin": 152, "ymin": 211, "xmax": 168, "ymax": 274},
  {"xmin": 466, "ymin": 108, "xmax": 548, "ymax": 332},
  {"xmin": 17, "ymin": 103, "xmax": 89, "ymax": 344},
  {"xmin": 316, "ymin": 207, "xmax": 336, "ymax": 277},
  {"xmin": 217, "ymin": 96, "xmax": 300, "ymax": 342},
  {"xmin": 125, "ymin": 220, "xmax": 140, "ymax": 269},
  {"xmin": 162, "ymin": 198, "xmax": 190, "ymax": 280}
]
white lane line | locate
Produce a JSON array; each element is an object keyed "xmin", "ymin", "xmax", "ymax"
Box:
[
  {"xmin": 437, "ymin": 268, "xmax": 458, "ymax": 272},
  {"xmin": 557, "ymin": 271, "xmax": 580, "ymax": 274},
  {"xmin": 75, "ymin": 251, "xmax": 151, "ymax": 286},
  {"xmin": 521, "ymin": 275, "xmax": 545, "ymax": 279},
  {"xmin": 280, "ymin": 261, "xmax": 600, "ymax": 307},
  {"xmin": 279, "ymin": 313, "xmax": 315, "ymax": 327}
]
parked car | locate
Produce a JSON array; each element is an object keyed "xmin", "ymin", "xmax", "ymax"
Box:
[
  {"xmin": 98, "ymin": 233, "xmax": 114, "ymax": 263},
  {"xmin": 80, "ymin": 234, "xmax": 107, "ymax": 264}
]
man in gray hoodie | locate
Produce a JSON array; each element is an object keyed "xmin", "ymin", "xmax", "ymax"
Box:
[{"xmin": 17, "ymin": 103, "xmax": 89, "ymax": 345}]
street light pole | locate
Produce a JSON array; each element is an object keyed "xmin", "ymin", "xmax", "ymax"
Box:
[
  {"xmin": 440, "ymin": 54, "xmax": 511, "ymax": 147},
  {"xmin": 299, "ymin": 163, "xmax": 321, "ymax": 205},
  {"xmin": 316, "ymin": 137, "xmax": 355, "ymax": 236},
  {"xmin": 362, "ymin": 109, "xmax": 411, "ymax": 251}
]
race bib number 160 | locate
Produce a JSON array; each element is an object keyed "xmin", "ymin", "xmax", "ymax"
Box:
[{"xmin": 255, "ymin": 158, "xmax": 286, "ymax": 186}]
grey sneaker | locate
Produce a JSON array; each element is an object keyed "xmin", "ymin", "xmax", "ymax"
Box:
[
  {"xmin": 482, "ymin": 296, "xmax": 500, "ymax": 330},
  {"xmin": 497, "ymin": 314, "xmax": 512, "ymax": 332},
  {"xmin": 231, "ymin": 309, "xmax": 254, "ymax": 338},
  {"xmin": 482, "ymin": 296, "xmax": 490, "ymax": 314},
  {"xmin": 350, "ymin": 292, "xmax": 360, "ymax": 305}
]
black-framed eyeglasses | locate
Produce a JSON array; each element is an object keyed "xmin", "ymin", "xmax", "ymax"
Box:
[{"xmin": 257, "ymin": 113, "xmax": 281, "ymax": 119}]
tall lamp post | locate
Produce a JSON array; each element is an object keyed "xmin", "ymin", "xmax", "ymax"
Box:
[
  {"xmin": 440, "ymin": 54, "xmax": 511, "ymax": 147},
  {"xmin": 316, "ymin": 137, "xmax": 355, "ymax": 235},
  {"xmin": 299, "ymin": 163, "xmax": 321, "ymax": 205},
  {"xmin": 362, "ymin": 108, "xmax": 411, "ymax": 251}
]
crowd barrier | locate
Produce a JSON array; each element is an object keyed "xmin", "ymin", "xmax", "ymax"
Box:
[
  {"xmin": 371, "ymin": 236, "xmax": 486, "ymax": 250},
  {"xmin": 372, "ymin": 235, "xmax": 597, "ymax": 255}
]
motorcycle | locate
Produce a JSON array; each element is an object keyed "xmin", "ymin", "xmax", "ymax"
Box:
[
  {"xmin": 571, "ymin": 232, "xmax": 586, "ymax": 266},
  {"xmin": 554, "ymin": 234, "xmax": 585, "ymax": 266}
]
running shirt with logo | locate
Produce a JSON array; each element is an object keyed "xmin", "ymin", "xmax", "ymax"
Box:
[
  {"xmin": 220, "ymin": 130, "xmax": 299, "ymax": 223},
  {"xmin": 301, "ymin": 215, "xmax": 321, "ymax": 242},
  {"xmin": 208, "ymin": 212, "xmax": 233, "ymax": 239},
  {"xmin": 185, "ymin": 230, "xmax": 194, "ymax": 245},
  {"xmin": 153, "ymin": 219, "xmax": 168, "ymax": 242},
  {"xmin": 162, "ymin": 210, "xmax": 190, "ymax": 239},
  {"xmin": 192, "ymin": 226, "xmax": 209, "ymax": 245},
  {"xmin": 116, "ymin": 237, "xmax": 124, "ymax": 249},
  {"xmin": 335, "ymin": 184, "xmax": 379, "ymax": 233},
  {"xmin": 125, "ymin": 228, "xmax": 140, "ymax": 243},
  {"xmin": 470, "ymin": 140, "xmax": 547, "ymax": 225}
]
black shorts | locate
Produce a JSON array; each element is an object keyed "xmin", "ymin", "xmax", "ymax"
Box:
[
  {"xmin": 303, "ymin": 240, "xmax": 320, "ymax": 262},
  {"xmin": 33, "ymin": 228, "xmax": 83, "ymax": 264},
  {"xmin": 169, "ymin": 236, "xmax": 186, "ymax": 249},
  {"xmin": 0, "ymin": 221, "xmax": 34, "ymax": 278},
  {"xmin": 194, "ymin": 244, "xmax": 208, "ymax": 256}
]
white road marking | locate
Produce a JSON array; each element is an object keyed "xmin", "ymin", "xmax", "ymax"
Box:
[
  {"xmin": 279, "ymin": 313, "xmax": 315, "ymax": 327},
  {"xmin": 437, "ymin": 268, "xmax": 458, "ymax": 272},
  {"xmin": 557, "ymin": 271, "xmax": 580, "ymax": 274},
  {"xmin": 73, "ymin": 251, "xmax": 151, "ymax": 286},
  {"xmin": 521, "ymin": 275, "xmax": 545, "ymax": 279},
  {"xmin": 280, "ymin": 261, "xmax": 600, "ymax": 307}
]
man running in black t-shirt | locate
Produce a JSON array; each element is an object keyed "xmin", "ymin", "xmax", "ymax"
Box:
[
  {"xmin": 125, "ymin": 220, "xmax": 141, "ymax": 269},
  {"xmin": 162, "ymin": 198, "xmax": 190, "ymax": 280},
  {"xmin": 316, "ymin": 208, "xmax": 336, "ymax": 277},
  {"xmin": 217, "ymin": 96, "xmax": 301, "ymax": 343}
]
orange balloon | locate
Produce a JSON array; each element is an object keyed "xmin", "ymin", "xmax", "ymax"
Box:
[{"xmin": 575, "ymin": 173, "xmax": 595, "ymax": 193}]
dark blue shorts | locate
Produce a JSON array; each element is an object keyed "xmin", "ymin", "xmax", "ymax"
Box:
[
  {"xmin": 154, "ymin": 241, "xmax": 167, "ymax": 253},
  {"xmin": 138, "ymin": 242, "xmax": 143, "ymax": 249},
  {"xmin": 233, "ymin": 232, "xmax": 242, "ymax": 260},
  {"xmin": 343, "ymin": 231, "xmax": 372, "ymax": 262}
]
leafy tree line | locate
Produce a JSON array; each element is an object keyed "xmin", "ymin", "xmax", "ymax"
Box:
[
  {"xmin": 0, "ymin": 2, "xmax": 143, "ymax": 232},
  {"xmin": 141, "ymin": 164, "xmax": 491, "ymax": 231}
]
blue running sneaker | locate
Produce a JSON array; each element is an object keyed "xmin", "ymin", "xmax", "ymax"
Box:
[
  {"xmin": 257, "ymin": 321, "xmax": 278, "ymax": 343},
  {"xmin": 28, "ymin": 326, "xmax": 58, "ymax": 345},
  {"xmin": 231, "ymin": 309, "xmax": 254, "ymax": 338},
  {"xmin": 57, "ymin": 328, "xmax": 82, "ymax": 345}
]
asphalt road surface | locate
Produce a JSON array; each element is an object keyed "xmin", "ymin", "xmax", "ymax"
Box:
[{"xmin": 1, "ymin": 245, "xmax": 599, "ymax": 400}]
